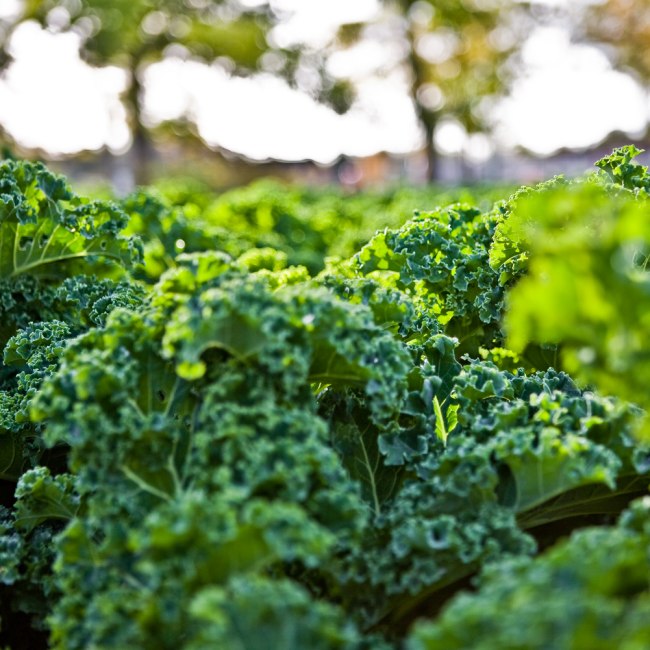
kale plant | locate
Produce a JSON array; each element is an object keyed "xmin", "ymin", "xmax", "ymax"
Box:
[{"xmin": 1, "ymin": 151, "xmax": 650, "ymax": 649}]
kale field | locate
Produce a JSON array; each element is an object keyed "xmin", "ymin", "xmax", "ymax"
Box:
[{"xmin": 2, "ymin": 146, "xmax": 650, "ymax": 649}]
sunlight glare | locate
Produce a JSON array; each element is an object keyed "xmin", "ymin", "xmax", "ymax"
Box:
[
  {"xmin": 269, "ymin": 0, "xmax": 380, "ymax": 48},
  {"xmin": 0, "ymin": 22, "xmax": 129, "ymax": 154},
  {"xmin": 0, "ymin": 16, "xmax": 647, "ymax": 164},
  {"xmin": 144, "ymin": 59, "xmax": 420, "ymax": 163},
  {"xmin": 495, "ymin": 28, "xmax": 648, "ymax": 154},
  {"xmin": 0, "ymin": 1, "xmax": 22, "ymax": 20}
]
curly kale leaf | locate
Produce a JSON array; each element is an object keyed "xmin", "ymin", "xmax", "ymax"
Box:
[
  {"xmin": 161, "ymin": 272, "xmax": 411, "ymax": 424},
  {"xmin": 488, "ymin": 176, "xmax": 568, "ymax": 285},
  {"xmin": 0, "ymin": 276, "xmax": 146, "ymax": 350},
  {"xmin": 332, "ymin": 355, "xmax": 649, "ymax": 631},
  {"xmin": 30, "ymin": 259, "xmax": 424, "ymax": 648},
  {"xmin": 0, "ymin": 468, "xmax": 78, "ymax": 639},
  {"xmin": 502, "ymin": 173, "xmax": 650, "ymax": 418},
  {"xmin": 0, "ymin": 160, "xmax": 144, "ymax": 356},
  {"xmin": 120, "ymin": 190, "xmax": 253, "ymax": 282},
  {"xmin": 0, "ymin": 278, "xmax": 146, "ymax": 482},
  {"xmin": 0, "ymin": 322, "xmax": 72, "ymax": 481},
  {"xmin": 0, "ymin": 160, "xmax": 142, "ymax": 280},
  {"xmin": 595, "ymin": 144, "xmax": 650, "ymax": 193},
  {"xmin": 0, "ymin": 513, "xmax": 59, "ymax": 639},
  {"xmin": 354, "ymin": 204, "xmax": 502, "ymax": 355},
  {"xmin": 409, "ymin": 497, "xmax": 650, "ymax": 650},
  {"xmin": 48, "ymin": 496, "xmax": 369, "ymax": 650},
  {"xmin": 38, "ymin": 353, "xmax": 369, "ymax": 648},
  {"xmin": 13, "ymin": 467, "xmax": 79, "ymax": 533},
  {"xmin": 186, "ymin": 576, "xmax": 365, "ymax": 650},
  {"xmin": 33, "ymin": 267, "xmax": 398, "ymax": 526}
]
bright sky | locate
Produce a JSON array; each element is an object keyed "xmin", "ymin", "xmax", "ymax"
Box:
[
  {"xmin": 0, "ymin": 0, "xmax": 647, "ymax": 163},
  {"xmin": 495, "ymin": 27, "xmax": 648, "ymax": 155}
]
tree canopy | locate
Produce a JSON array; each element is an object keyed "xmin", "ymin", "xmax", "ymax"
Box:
[
  {"xmin": 0, "ymin": 0, "xmax": 354, "ymax": 180},
  {"xmin": 0, "ymin": 0, "xmax": 536, "ymax": 180},
  {"xmin": 580, "ymin": 0, "xmax": 650, "ymax": 87},
  {"xmin": 7, "ymin": 1, "xmax": 646, "ymax": 180},
  {"xmin": 379, "ymin": 0, "xmax": 530, "ymax": 178}
]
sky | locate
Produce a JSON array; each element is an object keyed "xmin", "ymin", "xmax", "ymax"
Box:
[{"xmin": 0, "ymin": 0, "xmax": 648, "ymax": 163}]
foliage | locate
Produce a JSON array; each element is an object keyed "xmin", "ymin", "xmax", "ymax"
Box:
[
  {"xmin": 1, "ymin": 0, "xmax": 357, "ymax": 171},
  {"xmin": 0, "ymin": 159, "xmax": 139, "ymax": 282},
  {"xmin": 580, "ymin": 0, "xmax": 650, "ymax": 87},
  {"xmin": 392, "ymin": 0, "xmax": 526, "ymax": 125},
  {"xmin": 2, "ymin": 1, "xmax": 538, "ymax": 181},
  {"xmin": 410, "ymin": 497, "xmax": 650, "ymax": 650},
  {"xmin": 0, "ymin": 160, "xmax": 144, "ymax": 648},
  {"xmin": 2, "ymin": 150, "xmax": 650, "ymax": 649},
  {"xmin": 21, "ymin": 0, "xmax": 269, "ymax": 70},
  {"xmin": 353, "ymin": 203, "xmax": 503, "ymax": 355},
  {"xmin": 360, "ymin": 0, "xmax": 532, "ymax": 177},
  {"xmin": 0, "ymin": 161, "xmax": 144, "ymax": 492},
  {"xmin": 498, "ymin": 146, "xmax": 650, "ymax": 430},
  {"xmin": 121, "ymin": 177, "xmax": 512, "ymax": 280}
]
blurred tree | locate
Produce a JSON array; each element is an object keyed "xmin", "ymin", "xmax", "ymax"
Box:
[
  {"xmin": 0, "ymin": 0, "xmax": 533, "ymax": 183},
  {"xmin": 553, "ymin": 0, "xmax": 650, "ymax": 146},
  {"xmin": 375, "ymin": 0, "xmax": 530, "ymax": 180},
  {"xmin": 0, "ymin": 0, "xmax": 354, "ymax": 182},
  {"xmin": 579, "ymin": 0, "xmax": 650, "ymax": 90},
  {"xmin": 582, "ymin": 0, "xmax": 650, "ymax": 83}
]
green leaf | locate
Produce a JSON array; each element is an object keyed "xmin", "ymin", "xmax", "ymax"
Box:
[
  {"xmin": 13, "ymin": 467, "xmax": 79, "ymax": 532},
  {"xmin": 433, "ymin": 396, "xmax": 447, "ymax": 444},
  {"xmin": 0, "ymin": 160, "xmax": 141, "ymax": 280},
  {"xmin": 0, "ymin": 429, "xmax": 22, "ymax": 481},
  {"xmin": 328, "ymin": 394, "xmax": 404, "ymax": 514},
  {"xmin": 410, "ymin": 499, "xmax": 650, "ymax": 650}
]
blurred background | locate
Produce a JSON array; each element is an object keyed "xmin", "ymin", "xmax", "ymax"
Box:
[{"xmin": 0, "ymin": 0, "xmax": 648, "ymax": 191}]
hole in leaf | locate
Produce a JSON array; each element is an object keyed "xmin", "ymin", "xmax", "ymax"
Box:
[
  {"xmin": 18, "ymin": 237, "xmax": 33, "ymax": 251},
  {"xmin": 495, "ymin": 461, "xmax": 517, "ymax": 508}
]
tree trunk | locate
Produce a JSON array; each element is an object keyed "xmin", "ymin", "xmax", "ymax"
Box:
[
  {"xmin": 406, "ymin": 22, "xmax": 441, "ymax": 183},
  {"xmin": 131, "ymin": 123, "xmax": 152, "ymax": 187},
  {"xmin": 422, "ymin": 116, "xmax": 439, "ymax": 183},
  {"xmin": 125, "ymin": 61, "xmax": 153, "ymax": 187}
]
